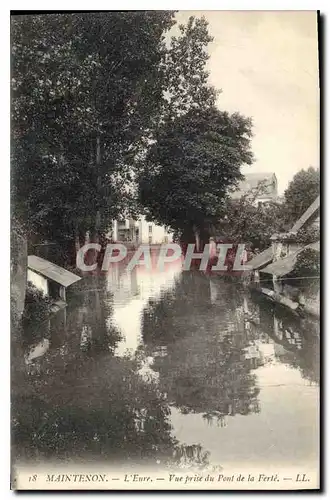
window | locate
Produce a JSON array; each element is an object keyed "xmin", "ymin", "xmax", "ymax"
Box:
[{"xmin": 148, "ymin": 225, "xmax": 153, "ymax": 234}]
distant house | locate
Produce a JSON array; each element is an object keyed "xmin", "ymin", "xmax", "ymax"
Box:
[
  {"xmin": 111, "ymin": 216, "xmax": 173, "ymax": 245},
  {"xmin": 231, "ymin": 172, "xmax": 278, "ymax": 207}
]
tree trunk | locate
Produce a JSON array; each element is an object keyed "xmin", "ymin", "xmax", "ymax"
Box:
[
  {"xmin": 86, "ymin": 136, "xmax": 102, "ymax": 267},
  {"xmin": 95, "ymin": 135, "xmax": 101, "ymax": 234},
  {"xmin": 74, "ymin": 227, "xmax": 80, "ymax": 253},
  {"xmin": 193, "ymin": 225, "xmax": 200, "ymax": 252}
]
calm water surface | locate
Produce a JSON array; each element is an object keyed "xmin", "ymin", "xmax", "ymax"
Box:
[{"xmin": 12, "ymin": 249, "xmax": 319, "ymax": 472}]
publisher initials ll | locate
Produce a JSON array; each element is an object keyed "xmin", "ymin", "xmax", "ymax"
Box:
[{"xmin": 296, "ymin": 474, "xmax": 309, "ymax": 482}]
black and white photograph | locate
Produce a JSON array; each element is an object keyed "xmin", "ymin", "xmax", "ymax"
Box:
[{"xmin": 10, "ymin": 10, "xmax": 320, "ymax": 490}]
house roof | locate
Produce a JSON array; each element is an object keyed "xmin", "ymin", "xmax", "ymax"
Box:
[
  {"xmin": 28, "ymin": 255, "xmax": 82, "ymax": 287},
  {"xmin": 231, "ymin": 172, "xmax": 277, "ymax": 199},
  {"xmin": 260, "ymin": 241, "xmax": 320, "ymax": 277},
  {"xmin": 241, "ymin": 172, "xmax": 276, "ymax": 183},
  {"xmin": 290, "ymin": 195, "xmax": 320, "ymax": 232}
]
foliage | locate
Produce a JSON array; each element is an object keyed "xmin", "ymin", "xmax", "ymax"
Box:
[
  {"xmin": 215, "ymin": 179, "xmax": 288, "ymax": 249},
  {"xmin": 139, "ymin": 106, "xmax": 254, "ymax": 239},
  {"xmin": 22, "ymin": 281, "xmax": 52, "ymax": 326},
  {"xmin": 283, "ymin": 166, "xmax": 319, "ymax": 224},
  {"xmin": 11, "ymin": 12, "xmax": 174, "ymax": 240},
  {"xmin": 224, "ymin": 201, "xmax": 287, "ymax": 249},
  {"xmin": 12, "ymin": 13, "xmax": 225, "ymax": 248},
  {"xmin": 215, "ymin": 167, "xmax": 320, "ymax": 250},
  {"xmin": 295, "ymin": 225, "xmax": 319, "ymax": 245},
  {"xmin": 12, "ymin": 357, "xmax": 175, "ymax": 461},
  {"xmin": 11, "ymin": 215, "xmax": 27, "ymax": 240},
  {"xmin": 294, "ymin": 248, "xmax": 320, "ymax": 278},
  {"xmin": 161, "ymin": 16, "xmax": 218, "ymax": 119}
]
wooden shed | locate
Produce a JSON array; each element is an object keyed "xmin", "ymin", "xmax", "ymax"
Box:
[{"xmin": 27, "ymin": 255, "xmax": 81, "ymax": 303}]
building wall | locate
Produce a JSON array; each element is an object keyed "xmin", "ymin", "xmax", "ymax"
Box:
[
  {"xmin": 27, "ymin": 269, "xmax": 49, "ymax": 296},
  {"xmin": 138, "ymin": 216, "xmax": 173, "ymax": 244},
  {"xmin": 111, "ymin": 217, "xmax": 173, "ymax": 244},
  {"xmin": 288, "ymin": 242, "xmax": 301, "ymax": 255},
  {"xmin": 254, "ymin": 196, "xmax": 276, "ymax": 207},
  {"xmin": 272, "ymin": 240, "xmax": 286, "ymax": 261}
]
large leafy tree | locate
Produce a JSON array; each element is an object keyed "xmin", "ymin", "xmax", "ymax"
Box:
[
  {"xmin": 284, "ymin": 166, "xmax": 320, "ymax": 223},
  {"xmin": 161, "ymin": 15, "xmax": 217, "ymax": 118},
  {"xmin": 12, "ymin": 12, "xmax": 225, "ymax": 252},
  {"xmin": 218, "ymin": 201, "xmax": 287, "ymax": 250},
  {"xmin": 11, "ymin": 12, "xmax": 175, "ymax": 243},
  {"xmin": 138, "ymin": 106, "xmax": 254, "ymax": 246},
  {"xmin": 216, "ymin": 181, "xmax": 288, "ymax": 249}
]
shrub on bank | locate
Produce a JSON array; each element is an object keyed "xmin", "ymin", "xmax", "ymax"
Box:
[
  {"xmin": 294, "ymin": 248, "xmax": 320, "ymax": 278},
  {"xmin": 295, "ymin": 226, "xmax": 319, "ymax": 246}
]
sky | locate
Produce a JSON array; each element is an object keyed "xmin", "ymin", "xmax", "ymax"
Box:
[{"xmin": 175, "ymin": 11, "xmax": 320, "ymax": 194}]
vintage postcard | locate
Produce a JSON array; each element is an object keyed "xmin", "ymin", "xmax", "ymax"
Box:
[{"xmin": 11, "ymin": 10, "xmax": 320, "ymax": 490}]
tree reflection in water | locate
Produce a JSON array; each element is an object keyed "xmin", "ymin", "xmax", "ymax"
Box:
[
  {"xmin": 254, "ymin": 296, "xmax": 320, "ymax": 385},
  {"xmin": 12, "ymin": 270, "xmax": 319, "ymax": 469},
  {"xmin": 142, "ymin": 272, "xmax": 260, "ymax": 425},
  {"xmin": 12, "ymin": 274, "xmax": 211, "ymax": 470}
]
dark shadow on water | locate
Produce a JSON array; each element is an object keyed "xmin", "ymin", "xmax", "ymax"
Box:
[{"xmin": 12, "ymin": 269, "xmax": 319, "ymax": 468}]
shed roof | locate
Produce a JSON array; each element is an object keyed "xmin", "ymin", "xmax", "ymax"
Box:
[
  {"xmin": 247, "ymin": 246, "xmax": 273, "ymax": 270},
  {"xmin": 28, "ymin": 255, "xmax": 82, "ymax": 287},
  {"xmin": 260, "ymin": 241, "xmax": 320, "ymax": 277},
  {"xmin": 290, "ymin": 195, "xmax": 320, "ymax": 233},
  {"xmin": 248, "ymin": 196, "xmax": 320, "ymax": 271}
]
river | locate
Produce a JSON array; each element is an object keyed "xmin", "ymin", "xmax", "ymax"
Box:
[{"xmin": 12, "ymin": 249, "xmax": 320, "ymax": 475}]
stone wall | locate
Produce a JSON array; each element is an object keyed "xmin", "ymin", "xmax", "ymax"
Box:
[{"xmin": 11, "ymin": 228, "xmax": 28, "ymax": 327}]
